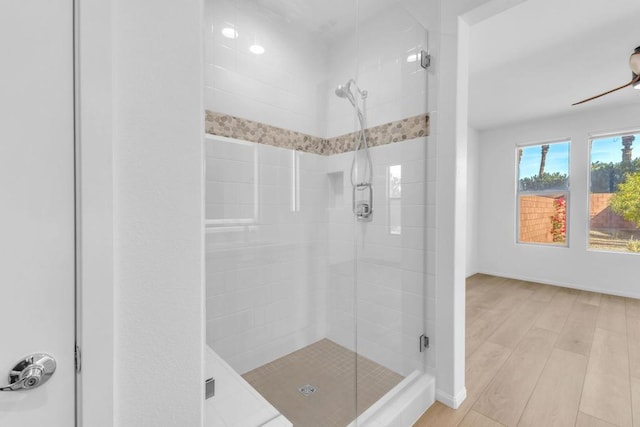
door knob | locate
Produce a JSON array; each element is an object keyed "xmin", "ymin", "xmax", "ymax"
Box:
[{"xmin": 0, "ymin": 354, "xmax": 56, "ymax": 391}]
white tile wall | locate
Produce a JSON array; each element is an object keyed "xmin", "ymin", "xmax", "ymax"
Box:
[
  {"xmin": 206, "ymin": 138, "xmax": 257, "ymax": 222},
  {"xmin": 326, "ymin": 137, "xmax": 434, "ymax": 376},
  {"xmin": 206, "ymin": 135, "xmax": 328, "ymax": 374},
  {"xmin": 204, "ymin": 0, "xmax": 328, "ymax": 137},
  {"xmin": 206, "ymin": 135, "xmax": 433, "ymax": 377},
  {"xmin": 325, "ymin": 4, "xmax": 429, "ymax": 138},
  {"xmin": 205, "ymin": 0, "xmax": 428, "ymax": 140}
]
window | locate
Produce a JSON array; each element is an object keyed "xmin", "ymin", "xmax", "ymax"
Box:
[
  {"xmin": 589, "ymin": 131, "xmax": 640, "ymax": 253},
  {"xmin": 389, "ymin": 165, "xmax": 401, "ymax": 235},
  {"xmin": 517, "ymin": 140, "xmax": 570, "ymax": 245}
]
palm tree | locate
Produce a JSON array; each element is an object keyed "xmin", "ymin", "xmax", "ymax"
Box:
[
  {"xmin": 539, "ymin": 144, "xmax": 549, "ymax": 177},
  {"xmin": 622, "ymin": 135, "xmax": 634, "ymax": 164}
]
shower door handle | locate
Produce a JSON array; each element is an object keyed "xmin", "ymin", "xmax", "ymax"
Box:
[{"xmin": 0, "ymin": 354, "xmax": 56, "ymax": 391}]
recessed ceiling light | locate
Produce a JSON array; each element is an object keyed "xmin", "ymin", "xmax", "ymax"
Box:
[
  {"xmin": 221, "ymin": 27, "xmax": 238, "ymax": 39},
  {"xmin": 249, "ymin": 44, "xmax": 265, "ymax": 55}
]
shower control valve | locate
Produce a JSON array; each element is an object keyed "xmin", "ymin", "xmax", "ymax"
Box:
[
  {"xmin": 356, "ymin": 202, "xmax": 371, "ymax": 218},
  {"xmin": 353, "ymin": 183, "xmax": 373, "ymax": 222}
]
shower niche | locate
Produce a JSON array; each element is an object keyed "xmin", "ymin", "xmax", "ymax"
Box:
[{"xmin": 204, "ymin": 0, "xmax": 434, "ymax": 425}]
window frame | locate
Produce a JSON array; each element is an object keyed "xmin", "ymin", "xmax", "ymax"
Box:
[
  {"xmin": 515, "ymin": 138, "xmax": 571, "ymax": 247},
  {"xmin": 388, "ymin": 164, "xmax": 402, "ymax": 235},
  {"xmin": 587, "ymin": 128, "xmax": 640, "ymax": 254}
]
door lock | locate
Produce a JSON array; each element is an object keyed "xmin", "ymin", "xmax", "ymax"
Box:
[{"xmin": 0, "ymin": 353, "xmax": 56, "ymax": 391}]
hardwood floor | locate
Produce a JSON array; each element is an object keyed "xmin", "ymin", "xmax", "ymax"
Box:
[{"xmin": 414, "ymin": 274, "xmax": 640, "ymax": 427}]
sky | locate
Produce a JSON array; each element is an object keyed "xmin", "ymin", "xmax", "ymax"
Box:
[
  {"xmin": 591, "ymin": 134, "xmax": 640, "ymax": 165},
  {"xmin": 518, "ymin": 134, "xmax": 640, "ymax": 179},
  {"xmin": 519, "ymin": 141, "xmax": 569, "ymax": 179}
]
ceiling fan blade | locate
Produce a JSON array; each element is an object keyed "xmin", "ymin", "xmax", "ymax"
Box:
[{"xmin": 572, "ymin": 75, "xmax": 640, "ymax": 106}]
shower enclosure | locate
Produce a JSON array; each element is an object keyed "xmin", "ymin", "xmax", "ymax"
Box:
[{"xmin": 205, "ymin": 0, "xmax": 434, "ymax": 425}]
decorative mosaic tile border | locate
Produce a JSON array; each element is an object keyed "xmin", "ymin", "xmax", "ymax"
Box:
[
  {"xmin": 205, "ymin": 110, "xmax": 330, "ymax": 155},
  {"xmin": 326, "ymin": 115, "xmax": 430, "ymax": 154},
  {"xmin": 205, "ymin": 110, "xmax": 430, "ymax": 156}
]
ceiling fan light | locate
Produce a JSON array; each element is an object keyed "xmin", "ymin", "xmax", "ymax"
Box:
[
  {"xmin": 573, "ymin": 46, "xmax": 640, "ymax": 105},
  {"xmin": 630, "ymin": 51, "xmax": 640, "ymax": 75}
]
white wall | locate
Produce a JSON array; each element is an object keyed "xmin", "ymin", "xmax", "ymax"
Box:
[
  {"xmin": 78, "ymin": 0, "xmax": 114, "ymax": 424},
  {"xmin": 205, "ymin": 136, "xmax": 328, "ymax": 374},
  {"xmin": 477, "ymin": 103, "xmax": 640, "ymax": 297},
  {"xmin": 112, "ymin": 0, "xmax": 204, "ymax": 425},
  {"xmin": 204, "ymin": 0, "xmax": 328, "ymax": 137},
  {"xmin": 466, "ymin": 126, "xmax": 480, "ymax": 276},
  {"xmin": 412, "ymin": 0, "xmax": 517, "ymax": 408}
]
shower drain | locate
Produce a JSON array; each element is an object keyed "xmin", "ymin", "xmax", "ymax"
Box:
[{"xmin": 298, "ymin": 384, "xmax": 317, "ymax": 396}]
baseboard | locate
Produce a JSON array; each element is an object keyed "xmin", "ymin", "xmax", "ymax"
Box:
[
  {"xmin": 477, "ymin": 270, "xmax": 640, "ymax": 300},
  {"xmin": 465, "ymin": 270, "xmax": 480, "ymax": 279},
  {"xmin": 436, "ymin": 386, "xmax": 467, "ymax": 409}
]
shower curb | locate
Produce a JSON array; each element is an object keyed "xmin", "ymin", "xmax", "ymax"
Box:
[{"xmin": 347, "ymin": 370, "xmax": 435, "ymax": 427}]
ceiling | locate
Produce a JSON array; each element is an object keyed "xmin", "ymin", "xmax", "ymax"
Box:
[{"xmin": 469, "ymin": 0, "xmax": 640, "ymax": 130}]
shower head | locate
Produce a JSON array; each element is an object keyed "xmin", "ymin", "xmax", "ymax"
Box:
[
  {"xmin": 335, "ymin": 80, "xmax": 357, "ymax": 107},
  {"xmin": 335, "ymin": 79, "xmax": 367, "ymax": 101},
  {"xmin": 335, "ymin": 84, "xmax": 349, "ymax": 98}
]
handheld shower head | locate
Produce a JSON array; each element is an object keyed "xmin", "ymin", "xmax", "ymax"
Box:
[
  {"xmin": 336, "ymin": 79, "xmax": 354, "ymax": 94},
  {"xmin": 335, "ymin": 84, "xmax": 349, "ymax": 98},
  {"xmin": 335, "ymin": 80, "xmax": 357, "ymax": 107}
]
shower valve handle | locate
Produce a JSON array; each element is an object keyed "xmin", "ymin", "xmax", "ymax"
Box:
[
  {"xmin": 0, "ymin": 353, "xmax": 56, "ymax": 391},
  {"xmin": 353, "ymin": 183, "xmax": 373, "ymax": 220}
]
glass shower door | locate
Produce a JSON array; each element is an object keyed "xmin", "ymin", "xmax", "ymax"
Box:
[{"xmin": 350, "ymin": 2, "xmax": 432, "ymax": 421}]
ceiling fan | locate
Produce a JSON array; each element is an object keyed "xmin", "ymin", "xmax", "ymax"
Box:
[{"xmin": 572, "ymin": 46, "xmax": 640, "ymax": 106}]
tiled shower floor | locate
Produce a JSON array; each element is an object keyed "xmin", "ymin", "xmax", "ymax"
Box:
[{"xmin": 242, "ymin": 339, "xmax": 404, "ymax": 427}]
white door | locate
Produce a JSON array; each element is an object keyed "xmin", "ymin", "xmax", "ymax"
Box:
[{"xmin": 0, "ymin": 1, "xmax": 76, "ymax": 426}]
